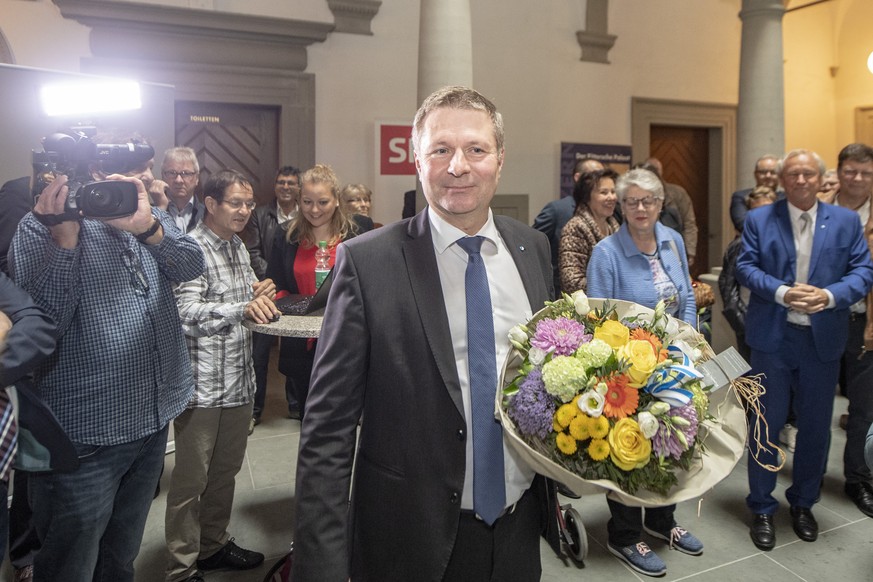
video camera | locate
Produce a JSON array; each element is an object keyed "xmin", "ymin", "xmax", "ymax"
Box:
[{"xmin": 32, "ymin": 129, "xmax": 154, "ymax": 220}]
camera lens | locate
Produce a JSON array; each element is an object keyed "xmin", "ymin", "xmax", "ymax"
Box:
[
  {"xmin": 86, "ymin": 186, "xmax": 121, "ymax": 213},
  {"xmin": 76, "ymin": 181, "xmax": 138, "ymax": 218}
]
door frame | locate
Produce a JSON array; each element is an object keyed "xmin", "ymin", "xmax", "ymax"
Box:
[{"xmin": 631, "ymin": 98, "xmax": 737, "ymax": 267}]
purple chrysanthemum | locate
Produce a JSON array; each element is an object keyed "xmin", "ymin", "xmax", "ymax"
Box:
[
  {"xmin": 651, "ymin": 403, "xmax": 699, "ymax": 460},
  {"xmin": 531, "ymin": 317, "xmax": 590, "ymax": 356},
  {"xmin": 508, "ymin": 369, "xmax": 556, "ymax": 439}
]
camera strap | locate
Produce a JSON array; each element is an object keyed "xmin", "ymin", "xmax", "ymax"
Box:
[{"xmin": 32, "ymin": 211, "xmax": 80, "ymax": 227}]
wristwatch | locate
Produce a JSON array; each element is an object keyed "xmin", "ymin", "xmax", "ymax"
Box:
[{"xmin": 135, "ymin": 218, "xmax": 161, "ymax": 243}]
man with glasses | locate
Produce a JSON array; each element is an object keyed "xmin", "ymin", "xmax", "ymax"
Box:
[
  {"xmin": 737, "ymin": 149, "xmax": 873, "ymax": 551},
  {"xmin": 166, "ymin": 170, "xmax": 278, "ymax": 582},
  {"xmin": 244, "ymin": 166, "xmax": 301, "ymax": 427},
  {"xmin": 8, "ymin": 152, "xmax": 205, "ymax": 581},
  {"xmin": 730, "ymin": 154, "xmax": 784, "ymax": 231},
  {"xmin": 161, "ymin": 147, "xmax": 205, "ymax": 233},
  {"xmin": 830, "ymin": 143, "xmax": 873, "ymax": 518}
]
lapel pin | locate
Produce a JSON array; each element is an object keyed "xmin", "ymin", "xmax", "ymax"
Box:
[{"xmin": 519, "ymin": 245, "xmax": 525, "ymax": 251}]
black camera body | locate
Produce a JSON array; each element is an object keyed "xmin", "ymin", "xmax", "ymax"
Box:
[{"xmin": 32, "ymin": 131, "xmax": 154, "ymax": 220}]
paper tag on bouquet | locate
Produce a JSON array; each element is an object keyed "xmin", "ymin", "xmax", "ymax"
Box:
[{"xmin": 697, "ymin": 346, "xmax": 751, "ymax": 392}]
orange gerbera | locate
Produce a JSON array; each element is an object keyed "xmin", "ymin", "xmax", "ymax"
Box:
[{"xmin": 602, "ymin": 374, "xmax": 639, "ymax": 419}]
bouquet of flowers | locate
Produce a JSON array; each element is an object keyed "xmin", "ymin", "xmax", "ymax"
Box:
[{"xmin": 499, "ymin": 290, "xmax": 747, "ymax": 507}]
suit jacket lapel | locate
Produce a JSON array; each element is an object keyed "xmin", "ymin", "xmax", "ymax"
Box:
[
  {"xmin": 808, "ymin": 204, "xmax": 832, "ymax": 282},
  {"xmin": 402, "ymin": 211, "xmax": 465, "ymax": 418},
  {"xmin": 496, "ymin": 216, "xmax": 549, "ymax": 313},
  {"xmin": 775, "ymin": 201, "xmax": 798, "ymax": 280}
]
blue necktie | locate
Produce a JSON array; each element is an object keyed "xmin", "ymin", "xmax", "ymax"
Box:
[{"xmin": 456, "ymin": 236, "xmax": 505, "ymax": 525}]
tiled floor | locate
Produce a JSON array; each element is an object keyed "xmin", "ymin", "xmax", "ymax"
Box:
[{"xmin": 4, "ymin": 355, "xmax": 873, "ymax": 581}]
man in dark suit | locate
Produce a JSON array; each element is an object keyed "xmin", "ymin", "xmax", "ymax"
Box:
[
  {"xmin": 532, "ymin": 155, "xmax": 603, "ymax": 298},
  {"xmin": 737, "ymin": 149, "xmax": 873, "ymax": 551},
  {"xmin": 730, "ymin": 154, "xmax": 783, "ymax": 231},
  {"xmin": 292, "ymin": 86, "xmax": 556, "ymax": 581}
]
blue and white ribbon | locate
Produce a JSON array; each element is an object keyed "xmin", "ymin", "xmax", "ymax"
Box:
[{"xmin": 644, "ymin": 346, "xmax": 702, "ymax": 407}]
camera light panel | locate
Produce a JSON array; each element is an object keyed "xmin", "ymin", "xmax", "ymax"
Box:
[{"xmin": 40, "ymin": 79, "xmax": 142, "ymax": 118}]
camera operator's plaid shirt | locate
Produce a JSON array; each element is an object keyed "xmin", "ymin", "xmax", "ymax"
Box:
[
  {"xmin": 173, "ymin": 222, "xmax": 257, "ymax": 408},
  {"xmin": 9, "ymin": 210, "xmax": 205, "ymax": 446}
]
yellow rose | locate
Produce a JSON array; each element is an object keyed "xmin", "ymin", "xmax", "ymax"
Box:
[
  {"xmin": 619, "ymin": 339, "xmax": 659, "ymax": 387},
  {"xmin": 594, "ymin": 320, "xmax": 630, "ymax": 349},
  {"xmin": 608, "ymin": 418, "xmax": 652, "ymax": 471}
]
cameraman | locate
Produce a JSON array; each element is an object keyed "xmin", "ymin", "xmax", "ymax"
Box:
[{"xmin": 8, "ymin": 155, "xmax": 205, "ymax": 581}]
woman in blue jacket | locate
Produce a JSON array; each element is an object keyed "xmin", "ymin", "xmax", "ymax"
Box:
[{"xmin": 587, "ymin": 168, "xmax": 699, "ymax": 577}]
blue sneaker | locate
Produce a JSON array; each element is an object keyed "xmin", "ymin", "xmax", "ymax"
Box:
[
  {"xmin": 608, "ymin": 541, "xmax": 667, "ymax": 577},
  {"xmin": 644, "ymin": 524, "xmax": 704, "ymax": 555}
]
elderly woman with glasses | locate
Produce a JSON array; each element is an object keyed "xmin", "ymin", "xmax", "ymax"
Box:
[{"xmin": 586, "ymin": 168, "xmax": 699, "ymax": 577}]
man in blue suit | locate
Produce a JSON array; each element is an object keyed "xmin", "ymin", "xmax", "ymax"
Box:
[{"xmin": 737, "ymin": 149, "xmax": 873, "ymax": 551}]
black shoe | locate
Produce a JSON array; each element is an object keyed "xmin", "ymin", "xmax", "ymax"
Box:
[
  {"xmin": 288, "ymin": 408, "xmax": 301, "ymax": 420},
  {"xmin": 790, "ymin": 506, "xmax": 818, "ymax": 542},
  {"xmin": 253, "ymin": 415, "xmax": 262, "ymax": 426},
  {"xmin": 750, "ymin": 514, "xmax": 775, "ymax": 550},
  {"xmin": 556, "ymin": 483, "xmax": 581, "ymax": 499},
  {"xmin": 197, "ymin": 538, "xmax": 264, "ymax": 571},
  {"xmin": 845, "ymin": 482, "xmax": 873, "ymax": 517}
]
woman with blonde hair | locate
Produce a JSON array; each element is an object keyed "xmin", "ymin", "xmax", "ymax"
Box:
[
  {"xmin": 267, "ymin": 164, "xmax": 372, "ymax": 419},
  {"xmin": 342, "ymin": 183, "xmax": 383, "ymax": 227}
]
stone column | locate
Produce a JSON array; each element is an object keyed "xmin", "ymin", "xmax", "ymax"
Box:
[
  {"xmin": 417, "ymin": 0, "xmax": 473, "ymax": 104},
  {"xmin": 737, "ymin": 0, "xmax": 785, "ymax": 188},
  {"xmin": 414, "ymin": 0, "xmax": 473, "ymax": 210}
]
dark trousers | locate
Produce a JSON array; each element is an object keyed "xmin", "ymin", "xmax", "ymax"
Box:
[
  {"xmin": 280, "ymin": 338, "xmax": 315, "ymax": 418},
  {"xmin": 843, "ymin": 314, "xmax": 873, "ymax": 484},
  {"xmin": 9, "ymin": 469, "xmax": 39, "ymax": 569},
  {"xmin": 606, "ymin": 498, "xmax": 676, "ymax": 547},
  {"xmin": 747, "ymin": 325, "xmax": 839, "ymax": 514},
  {"xmin": 252, "ymin": 332, "xmax": 296, "ymax": 419},
  {"xmin": 443, "ymin": 485, "xmax": 542, "ymax": 582}
]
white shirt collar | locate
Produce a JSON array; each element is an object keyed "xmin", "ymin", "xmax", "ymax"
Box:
[
  {"xmin": 787, "ymin": 199, "xmax": 818, "ymax": 225},
  {"xmin": 427, "ymin": 208, "xmax": 499, "ymax": 256}
]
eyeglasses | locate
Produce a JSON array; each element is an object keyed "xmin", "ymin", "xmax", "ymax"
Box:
[
  {"xmin": 162, "ymin": 170, "xmax": 198, "ymax": 179},
  {"xmin": 121, "ymin": 248, "xmax": 149, "ymax": 297},
  {"xmin": 222, "ymin": 199, "xmax": 257, "ymax": 211},
  {"xmin": 755, "ymin": 168, "xmax": 778, "ymax": 175},
  {"xmin": 622, "ymin": 196, "xmax": 659, "ymax": 209},
  {"xmin": 841, "ymin": 168, "xmax": 873, "ymax": 180},
  {"xmin": 276, "ymin": 180, "xmax": 300, "ymax": 188},
  {"xmin": 346, "ymin": 197, "xmax": 370, "ymax": 204},
  {"xmin": 783, "ymin": 171, "xmax": 818, "ymax": 181}
]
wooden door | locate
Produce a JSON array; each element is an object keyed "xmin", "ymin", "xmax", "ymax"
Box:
[
  {"xmin": 175, "ymin": 102, "xmax": 280, "ymax": 206},
  {"xmin": 650, "ymin": 125, "xmax": 710, "ymax": 278}
]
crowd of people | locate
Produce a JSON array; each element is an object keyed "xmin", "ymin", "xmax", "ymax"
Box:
[{"xmin": 1, "ymin": 84, "xmax": 873, "ymax": 582}]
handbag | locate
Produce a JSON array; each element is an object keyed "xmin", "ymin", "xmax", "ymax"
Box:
[{"xmin": 692, "ymin": 280, "xmax": 715, "ymax": 309}]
